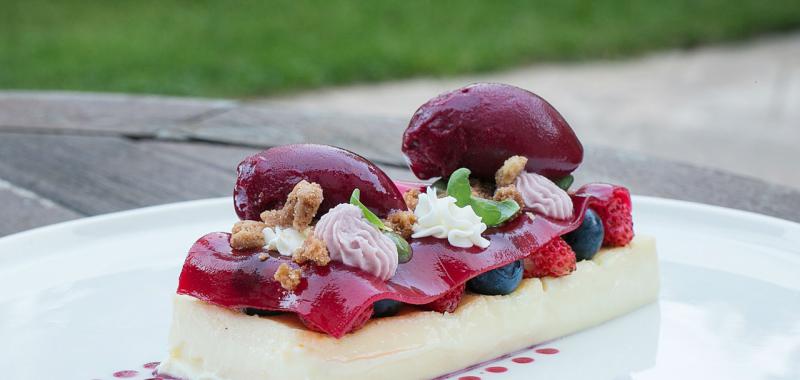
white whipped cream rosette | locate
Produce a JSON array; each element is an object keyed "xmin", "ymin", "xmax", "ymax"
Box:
[{"xmin": 411, "ymin": 187, "xmax": 490, "ymax": 249}]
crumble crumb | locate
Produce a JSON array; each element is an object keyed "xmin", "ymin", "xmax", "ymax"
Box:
[
  {"xmin": 230, "ymin": 220, "xmax": 266, "ymax": 249},
  {"xmin": 386, "ymin": 210, "xmax": 416, "ymax": 240},
  {"xmin": 470, "ymin": 178, "xmax": 494, "ymax": 199},
  {"xmin": 285, "ymin": 180, "xmax": 324, "ymax": 230},
  {"xmin": 495, "ymin": 155, "xmax": 528, "ymax": 187},
  {"xmin": 494, "ymin": 184, "xmax": 525, "ymax": 210},
  {"xmin": 259, "ymin": 209, "xmax": 283, "ymax": 228},
  {"xmin": 274, "ymin": 263, "xmax": 302, "ymax": 291},
  {"xmin": 403, "ymin": 188, "xmax": 420, "ymax": 211},
  {"xmin": 293, "ymin": 233, "xmax": 330, "ymax": 266},
  {"xmin": 258, "ymin": 252, "xmax": 269, "ymax": 261},
  {"xmin": 259, "ymin": 180, "xmax": 324, "ymax": 230}
]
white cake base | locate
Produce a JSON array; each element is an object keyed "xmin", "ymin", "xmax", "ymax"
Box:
[{"xmin": 159, "ymin": 236, "xmax": 658, "ymax": 380}]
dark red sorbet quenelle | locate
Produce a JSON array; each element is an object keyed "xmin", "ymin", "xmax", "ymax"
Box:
[
  {"xmin": 178, "ymin": 182, "xmax": 629, "ymax": 338},
  {"xmin": 234, "ymin": 144, "xmax": 405, "ymax": 220},
  {"xmin": 402, "ymin": 83, "xmax": 584, "ymax": 180}
]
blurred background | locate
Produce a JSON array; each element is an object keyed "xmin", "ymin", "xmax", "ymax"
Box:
[
  {"xmin": 1, "ymin": 0, "xmax": 800, "ymax": 235},
  {"xmin": 4, "ymin": 0, "xmax": 799, "ymax": 187}
]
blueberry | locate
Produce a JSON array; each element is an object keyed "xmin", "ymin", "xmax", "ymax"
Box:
[
  {"xmin": 564, "ymin": 209, "xmax": 604, "ymax": 261},
  {"xmin": 467, "ymin": 260, "xmax": 523, "ymax": 296},
  {"xmin": 373, "ymin": 299, "xmax": 402, "ymax": 318}
]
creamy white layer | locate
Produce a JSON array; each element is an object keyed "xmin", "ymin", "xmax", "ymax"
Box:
[{"xmin": 159, "ymin": 236, "xmax": 658, "ymax": 380}]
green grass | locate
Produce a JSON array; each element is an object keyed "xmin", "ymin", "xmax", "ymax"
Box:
[{"xmin": 2, "ymin": 0, "xmax": 800, "ymax": 97}]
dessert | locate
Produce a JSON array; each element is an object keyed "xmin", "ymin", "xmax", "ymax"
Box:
[{"xmin": 158, "ymin": 83, "xmax": 659, "ymax": 380}]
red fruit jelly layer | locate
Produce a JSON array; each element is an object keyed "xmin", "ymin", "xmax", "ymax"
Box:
[{"xmin": 177, "ymin": 183, "xmax": 630, "ymax": 338}]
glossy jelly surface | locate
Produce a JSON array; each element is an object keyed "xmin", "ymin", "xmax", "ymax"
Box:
[
  {"xmin": 402, "ymin": 83, "xmax": 583, "ymax": 180},
  {"xmin": 178, "ymin": 183, "xmax": 625, "ymax": 338},
  {"xmin": 234, "ymin": 144, "xmax": 406, "ymax": 220}
]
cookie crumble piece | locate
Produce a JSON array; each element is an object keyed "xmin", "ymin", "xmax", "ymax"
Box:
[
  {"xmin": 259, "ymin": 180, "xmax": 324, "ymax": 230},
  {"xmin": 494, "ymin": 184, "xmax": 525, "ymax": 210},
  {"xmin": 495, "ymin": 155, "xmax": 528, "ymax": 187},
  {"xmin": 403, "ymin": 188, "xmax": 420, "ymax": 211},
  {"xmin": 386, "ymin": 210, "xmax": 416, "ymax": 240},
  {"xmin": 258, "ymin": 252, "xmax": 269, "ymax": 261},
  {"xmin": 285, "ymin": 180, "xmax": 324, "ymax": 230},
  {"xmin": 274, "ymin": 263, "xmax": 302, "ymax": 291},
  {"xmin": 293, "ymin": 234, "xmax": 330, "ymax": 266},
  {"xmin": 260, "ymin": 210, "xmax": 283, "ymax": 228},
  {"xmin": 230, "ymin": 220, "xmax": 267, "ymax": 250}
]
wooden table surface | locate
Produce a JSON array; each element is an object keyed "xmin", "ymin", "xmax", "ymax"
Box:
[{"xmin": 1, "ymin": 92, "xmax": 799, "ymax": 237}]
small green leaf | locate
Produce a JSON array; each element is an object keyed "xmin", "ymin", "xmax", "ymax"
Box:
[
  {"xmin": 470, "ymin": 197, "xmax": 520, "ymax": 227},
  {"xmin": 446, "ymin": 168, "xmax": 472, "ymax": 207},
  {"xmin": 383, "ymin": 231, "xmax": 412, "ymax": 263},
  {"xmin": 469, "ymin": 197, "xmax": 501, "ymax": 225},
  {"xmin": 444, "ymin": 167, "xmax": 521, "ymax": 227},
  {"xmin": 492, "ymin": 198, "xmax": 521, "ymax": 225},
  {"xmin": 350, "ymin": 189, "xmax": 387, "ymax": 231},
  {"xmin": 554, "ymin": 175, "xmax": 574, "ymax": 191}
]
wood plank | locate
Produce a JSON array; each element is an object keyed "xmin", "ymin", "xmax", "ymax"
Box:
[
  {"xmin": 0, "ymin": 178, "xmax": 84, "ymax": 236},
  {"xmin": 165, "ymin": 105, "xmax": 408, "ymax": 166},
  {"xmin": 2, "ymin": 131, "xmax": 797, "ymax": 237},
  {"xmin": 0, "ymin": 91, "xmax": 235, "ymax": 136},
  {"xmin": 0, "ymin": 135, "xmax": 418, "ymax": 224},
  {"xmin": 140, "ymin": 140, "xmax": 420, "ymax": 182},
  {"xmin": 0, "ymin": 133, "xmax": 234, "ymax": 215}
]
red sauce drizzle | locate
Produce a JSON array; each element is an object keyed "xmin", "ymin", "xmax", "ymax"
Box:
[
  {"xmin": 112, "ymin": 371, "xmax": 138, "ymax": 378},
  {"xmin": 485, "ymin": 366, "xmax": 508, "ymax": 373}
]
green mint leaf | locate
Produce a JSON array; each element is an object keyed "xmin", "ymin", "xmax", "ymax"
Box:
[
  {"xmin": 489, "ymin": 198, "xmax": 521, "ymax": 226},
  {"xmin": 470, "ymin": 196, "xmax": 520, "ymax": 227},
  {"xmin": 468, "ymin": 197, "xmax": 502, "ymax": 225},
  {"xmin": 444, "ymin": 167, "xmax": 521, "ymax": 227},
  {"xmin": 383, "ymin": 231, "xmax": 413, "ymax": 263},
  {"xmin": 554, "ymin": 174, "xmax": 574, "ymax": 191},
  {"xmin": 446, "ymin": 168, "xmax": 472, "ymax": 207},
  {"xmin": 349, "ymin": 188, "xmax": 387, "ymax": 231}
]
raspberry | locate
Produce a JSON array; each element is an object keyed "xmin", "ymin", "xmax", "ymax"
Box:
[
  {"xmin": 298, "ymin": 306, "xmax": 373, "ymax": 336},
  {"xmin": 590, "ymin": 187, "xmax": 634, "ymax": 247},
  {"xmin": 422, "ymin": 283, "xmax": 466, "ymax": 313},
  {"xmin": 523, "ymin": 237, "xmax": 577, "ymax": 278}
]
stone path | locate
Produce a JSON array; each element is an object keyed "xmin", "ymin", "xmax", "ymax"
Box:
[{"xmin": 257, "ymin": 32, "xmax": 800, "ymax": 190}]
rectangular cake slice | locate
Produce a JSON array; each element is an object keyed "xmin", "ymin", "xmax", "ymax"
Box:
[{"xmin": 159, "ymin": 235, "xmax": 658, "ymax": 380}]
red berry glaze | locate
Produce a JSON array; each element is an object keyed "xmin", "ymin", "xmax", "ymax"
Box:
[
  {"xmin": 178, "ymin": 183, "xmax": 630, "ymax": 337},
  {"xmin": 421, "ymin": 283, "xmax": 466, "ymax": 313},
  {"xmin": 522, "ymin": 237, "xmax": 576, "ymax": 278},
  {"xmin": 402, "ymin": 83, "xmax": 583, "ymax": 180},
  {"xmin": 233, "ymin": 144, "xmax": 406, "ymax": 220},
  {"xmin": 589, "ymin": 186, "xmax": 634, "ymax": 246}
]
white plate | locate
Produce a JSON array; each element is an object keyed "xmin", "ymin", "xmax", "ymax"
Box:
[{"xmin": 1, "ymin": 197, "xmax": 799, "ymax": 380}]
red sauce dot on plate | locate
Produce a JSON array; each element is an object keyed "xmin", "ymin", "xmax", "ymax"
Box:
[
  {"xmin": 458, "ymin": 377, "xmax": 481, "ymax": 380},
  {"xmin": 535, "ymin": 348, "xmax": 559, "ymax": 354},
  {"xmin": 113, "ymin": 370, "xmax": 139, "ymax": 378},
  {"xmin": 512, "ymin": 357, "xmax": 535, "ymax": 364},
  {"xmin": 143, "ymin": 362, "xmax": 160, "ymax": 369},
  {"xmin": 485, "ymin": 366, "xmax": 508, "ymax": 373}
]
